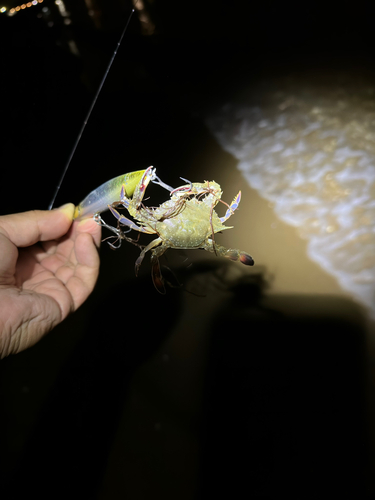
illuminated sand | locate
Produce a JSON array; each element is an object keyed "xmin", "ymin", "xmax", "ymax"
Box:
[{"xmin": 207, "ymin": 73, "xmax": 375, "ymax": 316}]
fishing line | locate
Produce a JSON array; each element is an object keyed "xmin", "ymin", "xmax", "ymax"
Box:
[{"xmin": 49, "ymin": 4, "xmax": 138, "ymax": 210}]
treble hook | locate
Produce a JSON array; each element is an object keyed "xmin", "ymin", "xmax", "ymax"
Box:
[{"xmin": 94, "ymin": 213, "xmax": 131, "ymax": 238}]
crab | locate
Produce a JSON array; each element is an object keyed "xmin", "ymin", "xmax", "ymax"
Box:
[{"xmin": 107, "ymin": 166, "xmax": 254, "ymax": 293}]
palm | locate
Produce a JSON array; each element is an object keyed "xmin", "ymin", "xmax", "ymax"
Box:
[{"xmin": 0, "ymin": 206, "xmax": 101, "ymax": 356}]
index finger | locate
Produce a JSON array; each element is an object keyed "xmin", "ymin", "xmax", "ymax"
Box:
[{"xmin": 0, "ymin": 204, "xmax": 75, "ymax": 247}]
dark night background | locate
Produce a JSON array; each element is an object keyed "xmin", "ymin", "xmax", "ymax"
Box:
[{"xmin": 0, "ymin": 0, "xmax": 374, "ymax": 498}]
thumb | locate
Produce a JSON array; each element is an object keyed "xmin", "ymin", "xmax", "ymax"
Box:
[{"xmin": 0, "ymin": 204, "xmax": 75, "ymax": 248}]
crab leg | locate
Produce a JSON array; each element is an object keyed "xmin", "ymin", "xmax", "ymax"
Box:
[
  {"xmin": 150, "ymin": 257, "xmax": 165, "ymax": 295},
  {"xmin": 149, "ymin": 242, "xmax": 170, "ymax": 294},
  {"xmin": 134, "ymin": 237, "xmax": 163, "ymax": 276},
  {"xmin": 170, "ymin": 177, "xmax": 193, "ymax": 195},
  {"xmin": 220, "ymin": 191, "xmax": 241, "ymax": 223},
  {"xmin": 108, "ymin": 205, "xmax": 154, "ymax": 234},
  {"xmin": 202, "ymin": 239, "xmax": 254, "ymax": 266},
  {"xmin": 134, "ymin": 239, "xmax": 169, "ymax": 294},
  {"xmin": 151, "ymin": 174, "xmax": 174, "ymax": 192}
]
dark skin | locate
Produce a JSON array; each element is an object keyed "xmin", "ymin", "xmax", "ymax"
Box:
[{"xmin": 0, "ymin": 204, "xmax": 101, "ymax": 357}]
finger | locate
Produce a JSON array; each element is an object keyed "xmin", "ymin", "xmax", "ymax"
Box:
[
  {"xmin": 39, "ymin": 217, "xmax": 101, "ymax": 264},
  {"xmin": 76, "ymin": 217, "xmax": 102, "ymax": 249},
  {"xmin": 0, "ymin": 233, "xmax": 17, "ymax": 285},
  {"xmin": 0, "ymin": 204, "xmax": 75, "ymax": 248},
  {"xmin": 17, "ymin": 231, "xmax": 100, "ymax": 319},
  {"xmin": 26, "ymin": 216, "xmax": 102, "ymax": 278},
  {"xmin": 64, "ymin": 232, "xmax": 101, "ymax": 309},
  {"xmin": 36, "ymin": 216, "xmax": 102, "ymax": 270}
]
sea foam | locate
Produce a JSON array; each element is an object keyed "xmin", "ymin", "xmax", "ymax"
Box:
[{"xmin": 207, "ymin": 74, "xmax": 375, "ymax": 316}]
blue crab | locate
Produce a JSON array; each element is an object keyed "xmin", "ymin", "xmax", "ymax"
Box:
[{"xmin": 106, "ymin": 166, "xmax": 254, "ymax": 293}]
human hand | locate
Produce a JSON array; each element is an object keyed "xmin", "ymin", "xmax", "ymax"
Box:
[{"xmin": 0, "ymin": 204, "xmax": 101, "ymax": 357}]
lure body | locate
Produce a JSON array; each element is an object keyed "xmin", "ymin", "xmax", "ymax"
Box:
[{"xmin": 73, "ymin": 169, "xmax": 145, "ymax": 219}]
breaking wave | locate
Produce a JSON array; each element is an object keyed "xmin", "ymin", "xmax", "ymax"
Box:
[{"xmin": 207, "ymin": 72, "xmax": 375, "ymax": 317}]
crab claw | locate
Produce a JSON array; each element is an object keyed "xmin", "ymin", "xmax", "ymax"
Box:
[
  {"xmin": 239, "ymin": 252, "xmax": 254, "ymax": 266},
  {"xmin": 220, "ymin": 191, "xmax": 241, "ymax": 223},
  {"xmin": 140, "ymin": 166, "xmax": 155, "ymax": 191},
  {"xmin": 131, "ymin": 166, "xmax": 156, "ymax": 210},
  {"xmin": 226, "ymin": 250, "xmax": 254, "ymax": 266},
  {"xmin": 208, "ymin": 244, "xmax": 254, "ymax": 267}
]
